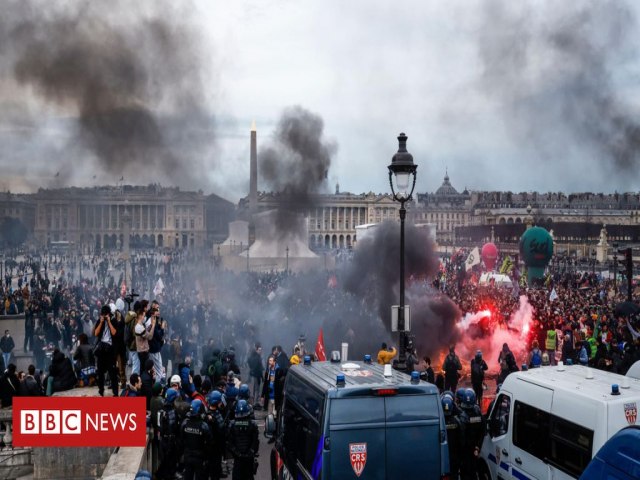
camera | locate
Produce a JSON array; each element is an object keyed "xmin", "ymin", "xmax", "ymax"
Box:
[{"xmin": 124, "ymin": 290, "xmax": 139, "ymax": 305}]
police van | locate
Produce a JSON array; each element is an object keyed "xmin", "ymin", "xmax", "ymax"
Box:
[
  {"xmin": 265, "ymin": 357, "xmax": 449, "ymax": 480},
  {"xmin": 479, "ymin": 364, "xmax": 640, "ymax": 480}
]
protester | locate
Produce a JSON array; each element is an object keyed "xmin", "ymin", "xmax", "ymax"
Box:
[
  {"xmin": 247, "ymin": 343, "xmax": 264, "ymax": 410},
  {"xmin": 0, "ymin": 363, "xmax": 20, "ymax": 407},
  {"xmin": 93, "ymin": 305, "xmax": 119, "ymax": 397},
  {"xmin": 0, "ymin": 330, "xmax": 15, "ymax": 370},
  {"xmin": 46, "ymin": 349, "xmax": 76, "ymax": 396}
]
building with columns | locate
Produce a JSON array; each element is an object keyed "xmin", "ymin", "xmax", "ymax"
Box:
[
  {"xmin": 240, "ymin": 184, "xmax": 401, "ymax": 250},
  {"xmin": 414, "ymin": 172, "xmax": 472, "ymax": 244},
  {"xmin": 0, "ymin": 192, "xmax": 35, "ymax": 235},
  {"xmin": 32, "ymin": 185, "xmax": 232, "ymax": 251}
]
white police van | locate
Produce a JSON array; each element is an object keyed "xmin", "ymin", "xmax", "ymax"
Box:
[{"xmin": 479, "ymin": 364, "xmax": 640, "ymax": 480}]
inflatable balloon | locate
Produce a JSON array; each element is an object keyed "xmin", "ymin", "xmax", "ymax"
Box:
[
  {"xmin": 519, "ymin": 227, "xmax": 554, "ymax": 284},
  {"xmin": 481, "ymin": 242, "xmax": 498, "ymax": 270}
]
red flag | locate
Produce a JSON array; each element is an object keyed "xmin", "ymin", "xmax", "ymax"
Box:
[{"xmin": 315, "ymin": 328, "xmax": 326, "ymax": 361}]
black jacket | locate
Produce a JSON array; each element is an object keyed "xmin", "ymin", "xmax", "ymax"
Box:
[
  {"xmin": 49, "ymin": 351, "xmax": 77, "ymax": 393},
  {"xmin": 0, "ymin": 335, "xmax": 15, "ymax": 353},
  {"xmin": 73, "ymin": 344, "xmax": 95, "ymax": 369},
  {"xmin": 0, "ymin": 372, "xmax": 20, "ymax": 406},
  {"xmin": 247, "ymin": 350, "xmax": 264, "ymax": 379},
  {"xmin": 19, "ymin": 375, "xmax": 44, "ymax": 396}
]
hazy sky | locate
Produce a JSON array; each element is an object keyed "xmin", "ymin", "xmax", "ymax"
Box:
[{"xmin": 2, "ymin": 0, "xmax": 640, "ymax": 201}]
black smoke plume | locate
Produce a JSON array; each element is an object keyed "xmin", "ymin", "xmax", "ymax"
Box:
[
  {"xmin": 259, "ymin": 106, "xmax": 336, "ymax": 236},
  {"xmin": 343, "ymin": 221, "xmax": 460, "ymax": 357},
  {"xmin": 0, "ymin": 1, "xmax": 213, "ymax": 187},
  {"xmin": 477, "ymin": 0, "xmax": 640, "ymax": 179}
]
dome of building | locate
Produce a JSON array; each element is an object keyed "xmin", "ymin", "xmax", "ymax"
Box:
[{"xmin": 435, "ymin": 171, "xmax": 459, "ymax": 196}]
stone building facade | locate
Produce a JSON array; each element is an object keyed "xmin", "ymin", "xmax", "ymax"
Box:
[{"xmin": 31, "ymin": 185, "xmax": 232, "ymax": 251}]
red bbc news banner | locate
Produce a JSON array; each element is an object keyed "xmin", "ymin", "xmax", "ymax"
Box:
[{"xmin": 13, "ymin": 396, "xmax": 146, "ymax": 447}]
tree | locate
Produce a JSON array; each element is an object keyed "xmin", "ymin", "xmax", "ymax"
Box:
[{"xmin": 0, "ymin": 217, "xmax": 28, "ymax": 248}]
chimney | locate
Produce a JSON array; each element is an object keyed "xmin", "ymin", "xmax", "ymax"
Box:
[{"xmin": 250, "ymin": 120, "xmax": 257, "ymax": 213}]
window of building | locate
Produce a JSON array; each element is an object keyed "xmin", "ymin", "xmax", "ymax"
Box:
[
  {"xmin": 182, "ymin": 218, "xmax": 187, "ymax": 229},
  {"xmin": 175, "ymin": 218, "xmax": 179, "ymax": 229},
  {"xmin": 190, "ymin": 218, "xmax": 195, "ymax": 229}
]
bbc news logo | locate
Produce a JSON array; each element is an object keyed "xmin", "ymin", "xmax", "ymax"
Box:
[{"xmin": 13, "ymin": 397, "xmax": 146, "ymax": 447}]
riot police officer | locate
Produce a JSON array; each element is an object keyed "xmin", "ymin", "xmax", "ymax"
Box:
[
  {"xmin": 157, "ymin": 389, "xmax": 180, "ymax": 480},
  {"xmin": 180, "ymin": 399, "xmax": 212, "ymax": 480},
  {"xmin": 442, "ymin": 395, "xmax": 464, "ymax": 479},
  {"xmin": 206, "ymin": 390, "xmax": 226, "ymax": 480},
  {"xmin": 227, "ymin": 399, "xmax": 259, "ymax": 480},
  {"xmin": 459, "ymin": 388, "xmax": 485, "ymax": 480}
]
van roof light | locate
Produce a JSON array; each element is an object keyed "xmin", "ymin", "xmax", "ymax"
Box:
[
  {"xmin": 336, "ymin": 374, "xmax": 346, "ymax": 387},
  {"xmin": 303, "ymin": 355, "xmax": 311, "ymax": 366},
  {"xmin": 411, "ymin": 371, "xmax": 420, "ymax": 384},
  {"xmin": 566, "ymin": 359, "xmax": 573, "ymax": 366},
  {"xmin": 330, "ymin": 351, "xmax": 341, "ymax": 363},
  {"xmin": 611, "ymin": 384, "xmax": 621, "ymax": 396},
  {"xmin": 521, "ymin": 364, "xmax": 528, "ymax": 371},
  {"xmin": 585, "ymin": 368, "xmax": 594, "ymax": 379},
  {"xmin": 621, "ymin": 377, "xmax": 630, "ymax": 389},
  {"xmin": 557, "ymin": 361, "xmax": 565, "ymax": 372},
  {"xmin": 364, "ymin": 354, "xmax": 372, "ymax": 364}
]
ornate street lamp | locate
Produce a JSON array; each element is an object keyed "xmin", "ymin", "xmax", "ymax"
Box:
[{"xmin": 388, "ymin": 132, "xmax": 418, "ymax": 371}]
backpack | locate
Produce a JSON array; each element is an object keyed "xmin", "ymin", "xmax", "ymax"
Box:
[
  {"xmin": 531, "ymin": 348, "xmax": 542, "ymax": 367},
  {"xmin": 207, "ymin": 357, "xmax": 224, "ymax": 382},
  {"xmin": 471, "ymin": 360, "xmax": 484, "ymax": 381},
  {"xmin": 124, "ymin": 311, "xmax": 137, "ymax": 351},
  {"xmin": 579, "ymin": 346, "xmax": 589, "ymax": 365},
  {"xmin": 506, "ymin": 352, "xmax": 518, "ymax": 372},
  {"xmin": 444, "ymin": 354, "xmax": 460, "ymax": 377}
]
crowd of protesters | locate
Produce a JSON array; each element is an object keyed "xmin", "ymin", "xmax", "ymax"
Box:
[{"xmin": 2, "ymin": 245, "xmax": 640, "ymax": 477}]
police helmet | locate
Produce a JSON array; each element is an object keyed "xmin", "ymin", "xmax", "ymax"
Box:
[
  {"xmin": 462, "ymin": 388, "xmax": 476, "ymax": 408},
  {"xmin": 455, "ymin": 388, "xmax": 466, "ymax": 404},
  {"xmin": 207, "ymin": 390, "xmax": 223, "ymax": 407},
  {"xmin": 165, "ymin": 388, "xmax": 179, "ymax": 404},
  {"xmin": 191, "ymin": 399, "xmax": 203, "ymax": 414},
  {"xmin": 442, "ymin": 390, "xmax": 455, "ymax": 401},
  {"xmin": 441, "ymin": 396, "xmax": 454, "ymax": 416},
  {"xmin": 238, "ymin": 384, "xmax": 250, "ymax": 400},
  {"xmin": 235, "ymin": 399, "xmax": 251, "ymax": 419}
]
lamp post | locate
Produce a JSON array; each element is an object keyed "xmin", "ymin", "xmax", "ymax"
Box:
[
  {"xmin": 388, "ymin": 132, "xmax": 418, "ymax": 371},
  {"xmin": 591, "ymin": 249, "xmax": 596, "ymax": 274},
  {"xmin": 286, "ymin": 246, "xmax": 289, "ymax": 274},
  {"xmin": 613, "ymin": 243, "xmax": 618, "ymax": 293}
]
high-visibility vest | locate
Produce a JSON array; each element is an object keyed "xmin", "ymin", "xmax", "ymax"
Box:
[{"xmin": 545, "ymin": 330, "xmax": 557, "ymax": 351}]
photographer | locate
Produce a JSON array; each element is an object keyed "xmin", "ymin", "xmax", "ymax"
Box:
[
  {"xmin": 148, "ymin": 303, "xmax": 166, "ymax": 382},
  {"xmin": 135, "ymin": 303, "xmax": 157, "ymax": 374},
  {"xmin": 93, "ymin": 305, "xmax": 118, "ymax": 397}
]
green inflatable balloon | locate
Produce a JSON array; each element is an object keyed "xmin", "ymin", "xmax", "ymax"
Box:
[{"xmin": 519, "ymin": 227, "xmax": 554, "ymax": 283}]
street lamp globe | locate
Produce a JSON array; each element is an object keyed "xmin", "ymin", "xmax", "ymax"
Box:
[{"xmin": 388, "ymin": 133, "xmax": 418, "ymax": 201}]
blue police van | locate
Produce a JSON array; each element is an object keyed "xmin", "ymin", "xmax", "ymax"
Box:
[
  {"xmin": 265, "ymin": 357, "xmax": 449, "ymax": 479},
  {"xmin": 580, "ymin": 426, "xmax": 640, "ymax": 480}
]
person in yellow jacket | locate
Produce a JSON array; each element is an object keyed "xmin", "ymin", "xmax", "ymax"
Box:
[
  {"xmin": 545, "ymin": 326, "xmax": 557, "ymax": 366},
  {"xmin": 377, "ymin": 343, "xmax": 397, "ymax": 365},
  {"xmin": 290, "ymin": 347, "xmax": 302, "ymax": 366}
]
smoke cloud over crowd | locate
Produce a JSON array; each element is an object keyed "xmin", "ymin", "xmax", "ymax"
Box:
[
  {"xmin": 0, "ymin": 0, "xmax": 214, "ymax": 188},
  {"xmin": 259, "ymin": 106, "xmax": 336, "ymax": 236},
  {"xmin": 477, "ymin": 0, "xmax": 640, "ymax": 177},
  {"xmin": 344, "ymin": 221, "xmax": 460, "ymax": 356}
]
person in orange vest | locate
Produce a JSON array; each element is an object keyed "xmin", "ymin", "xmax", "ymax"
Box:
[{"xmin": 377, "ymin": 343, "xmax": 397, "ymax": 365}]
